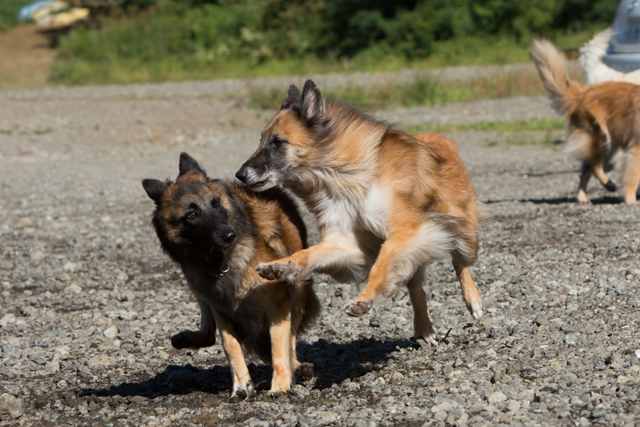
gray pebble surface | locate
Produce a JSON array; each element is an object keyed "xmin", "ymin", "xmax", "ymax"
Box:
[{"xmin": 1, "ymin": 67, "xmax": 639, "ymax": 426}]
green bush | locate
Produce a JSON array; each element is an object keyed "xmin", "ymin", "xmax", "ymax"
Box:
[{"xmin": 0, "ymin": 0, "xmax": 35, "ymax": 31}]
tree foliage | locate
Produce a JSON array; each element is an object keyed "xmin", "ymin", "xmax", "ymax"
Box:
[{"xmin": 58, "ymin": 0, "xmax": 618, "ymax": 64}]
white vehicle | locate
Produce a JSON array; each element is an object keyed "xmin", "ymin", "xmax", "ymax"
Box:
[{"xmin": 603, "ymin": 0, "xmax": 640, "ymax": 72}]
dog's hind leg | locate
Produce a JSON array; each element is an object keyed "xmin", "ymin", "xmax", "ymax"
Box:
[
  {"xmin": 406, "ymin": 266, "xmax": 437, "ymax": 346},
  {"xmin": 171, "ymin": 297, "xmax": 217, "ymax": 349},
  {"xmin": 577, "ymin": 162, "xmax": 593, "ymax": 204},
  {"xmin": 453, "ymin": 261, "xmax": 483, "ymax": 320},
  {"xmin": 622, "ymin": 143, "xmax": 640, "ymax": 204},
  {"xmin": 346, "ymin": 221, "xmax": 449, "ymax": 317},
  {"xmin": 592, "ymin": 161, "xmax": 617, "ymax": 192}
]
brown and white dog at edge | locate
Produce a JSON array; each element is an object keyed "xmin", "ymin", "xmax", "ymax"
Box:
[
  {"xmin": 236, "ymin": 79, "xmax": 484, "ymax": 346},
  {"xmin": 531, "ymin": 38, "xmax": 640, "ymax": 205}
]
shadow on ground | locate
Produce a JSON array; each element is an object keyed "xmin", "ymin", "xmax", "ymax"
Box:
[
  {"xmin": 483, "ymin": 195, "xmax": 631, "ymax": 205},
  {"xmin": 79, "ymin": 338, "xmax": 417, "ymax": 398}
]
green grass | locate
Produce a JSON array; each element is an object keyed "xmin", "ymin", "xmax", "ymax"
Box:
[
  {"xmin": 405, "ymin": 118, "xmax": 566, "ymax": 150},
  {"xmin": 248, "ymin": 66, "xmax": 552, "ymax": 111},
  {"xmin": 406, "ymin": 118, "xmax": 565, "ymax": 135},
  {"xmin": 0, "ymin": 0, "xmax": 33, "ymax": 31},
  {"xmin": 50, "ymin": 25, "xmax": 607, "ymax": 87}
]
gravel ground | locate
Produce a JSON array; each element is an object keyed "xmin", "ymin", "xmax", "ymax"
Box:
[{"xmin": 1, "ymin": 69, "xmax": 639, "ymax": 427}]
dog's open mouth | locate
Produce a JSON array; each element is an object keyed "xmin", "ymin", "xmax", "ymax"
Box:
[{"xmin": 250, "ymin": 177, "xmax": 274, "ymax": 192}]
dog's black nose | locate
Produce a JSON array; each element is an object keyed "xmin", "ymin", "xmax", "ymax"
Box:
[
  {"xmin": 235, "ymin": 167, "xmax": 247, "ymax": 183},
  {"xmin": 222, "ymin": 229, "xmax": 236, "ymax": 244}
]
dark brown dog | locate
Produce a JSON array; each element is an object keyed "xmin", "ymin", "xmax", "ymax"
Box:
[{"xmin": 142, "ymin": 152, "xmax": 319, "ymax": 397}]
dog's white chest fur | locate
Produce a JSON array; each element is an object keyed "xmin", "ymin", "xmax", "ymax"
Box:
[{"xmin": 360, "ymin": 184, "xmax": 390, "ymax": 239}]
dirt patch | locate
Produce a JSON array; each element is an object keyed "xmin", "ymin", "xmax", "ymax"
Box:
[{"xmin": 0, "ymin": 24, "xmax": 57, "ymax": 90}]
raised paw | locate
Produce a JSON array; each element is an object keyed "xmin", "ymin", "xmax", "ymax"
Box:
[
  {"xmin": 604, "ymin": 180, "xmax": 617, "ymax": 192},
  {"xmin": 344, "ymin": 300, "xmax": 373, "ymax": 317},
  {"xmin": 256, "ymin": 262, "xmax": 282, "ymax": 280},
  {"xmin": 295, "ymin": 362, "xmax": 314, "ymax": 383},
  {"xmin": 256, "ymin": 260, "xmax": 300, "ymax": 282}
]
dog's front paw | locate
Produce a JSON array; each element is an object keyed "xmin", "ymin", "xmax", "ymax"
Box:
[
  {"xmin": 604, "ymin": 180, "xmax": 617, "ymax": 192},
  {"xmin": 344, "ymin": 300, "xmax": 373, "ymax": 317},
  {"xmin": 256, "ymin": 261, "xmax": 300, "ymax": 282},
  {"xmin": 232, "ymin": 380, "xmax": 255, "ymax": 399},
  {"xmin": 256, "ymin": 262, "xmax": 282, "ymax": 280}
]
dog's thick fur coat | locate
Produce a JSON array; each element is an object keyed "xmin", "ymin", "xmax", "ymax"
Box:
[
  {"xmin": 142, "ymin": 153, "xmax": 319, "ymax": 397},
  {"xmin": 236, "ymin": 80, "xmax": 483, "ymax": 344},
  {"xmin": 532, "ymin": 38, "xmax": 640, "ymax": 204}
]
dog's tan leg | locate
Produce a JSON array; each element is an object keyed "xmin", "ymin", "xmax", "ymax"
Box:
[
  {"xmin": 622, "ymin": 144, "xmax": 640, "ymax": 204},
  {"xmin": 577, "ymin": 162, "xmax": 593, "ymax": 205},
  {"xmin": 213, "ymin": 310, "xmax": 254, "ymax": 398},
  {"xmin": 453, "ymin": 262, "xmax": 483, "ymax": 320},
  {"xmin": 269, "ymin": 300, "xmax": 294, "ymax": 393},
  {"xmin": 171, "ymin": 297, "xmax": 217, "ymax": 349},
  {"xmin": 256, "ymin": 234, "xmax": 364, "ymax": 282},
  {"xmin": 406, "ymin": 266, "xmax": 437, "ymax": 346}
]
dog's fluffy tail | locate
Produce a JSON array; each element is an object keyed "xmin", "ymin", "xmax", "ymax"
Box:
[{"xmin": 531, "ymin": 39, "xmax": 582, "ymax": 115}]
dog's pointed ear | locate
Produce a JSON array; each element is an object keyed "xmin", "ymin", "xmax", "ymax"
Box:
[
  {"xmin": 301, "ymin": 79, "xmax": 324, "ymax": 120},
  {"xmin": 281, "ymin": 84, "xmax": 301, "ymax": 110},
  {"xmin": 179, "ymin": 152, "xmax": 206, "ymax": 177},
  {"xmin": 142, "ymin": 179, "xmax": 166, "ymax": 203}
]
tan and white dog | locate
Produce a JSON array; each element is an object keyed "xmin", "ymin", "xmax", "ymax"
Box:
[
  {"xmin": 532, "ymin": 38, "xmax": 640, "ymax": 204},
  {"xmin": 236, "ymin": 80, "xmax": 483, "ymax": 345}
]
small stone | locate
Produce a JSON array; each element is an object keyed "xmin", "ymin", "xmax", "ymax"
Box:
[
  {"xmin": 369, "ymin": 318, "xmax": 380, "ymax": 327},
  {"xmin": 46, "ymin": 355, "xmax": 60, "ymax": 374},
  {"xmin": 17, "ymin": 218, "xmax": 32, "ymax": 230},
  {"xmin": 63, "ymin": 262, "xmax": 78, "ymax": 272},
  {"xmin": 0, "ymin": 314, "xmax": 16, "ymax": 327},
  {"xmin": 290, "ymin": 384, "xmax": 309, "ymax": 397},
  {"xmin": 103, "ymin": 325, "xmax": 119, "ymax": 339},
  {"xmin": 64, "ymin": 283, "xmax": 82, "ymax": 294},
  {"xmin": 0, "ymin": 393, "xmax": 23, "ymax": 419},
  {"xmin": 535, "ymin": 317, "xmax": 550, "ymax": 326},
  {"xmin": 488, "ymin": 391, "xmax": 507, "ymax": 405},
  {"xmin": 635, "ymin": 350, "xmax": 640, "ymax": 359},
  {"xmin": 431, "ymin": 401, "xmax": 458, "ymax": 413},
  {"xmin": 316, "ymin": 411, "xmax": 339, "ymax": 426},
  {"xmin": 30, "ymin": 251, "xmax": 46, "ymax": 262},
  {"xmin": 391, "ymin": 372, "xmax": 404, "ymax": 382},
  {"xmin": 87, "ymin": 354, "xmax": 114, "ymax": 367},
  {"xmin": 507, "ymin": 400, "xmax": 521, "ymax": 412},
  {"xmin": 128, "ymin": 395, "xmax": 149, "ymax": 404}
]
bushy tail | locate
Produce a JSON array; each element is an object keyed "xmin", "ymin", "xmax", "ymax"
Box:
[{"xmin": 531, "ymin": 39, "xmax": 582, "ymax": 114}]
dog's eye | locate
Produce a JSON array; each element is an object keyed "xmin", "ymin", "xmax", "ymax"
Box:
[
  {"xmin": 211, "ymin": 198, "xmax": 221, "ymax": 209},
  {"xmin": 186, "ymin": 212, "xmax": 198, "ymax": 221},
  {"xmin": 271, "ymin": 136, "xmax": 285, "ymax": 147}
]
